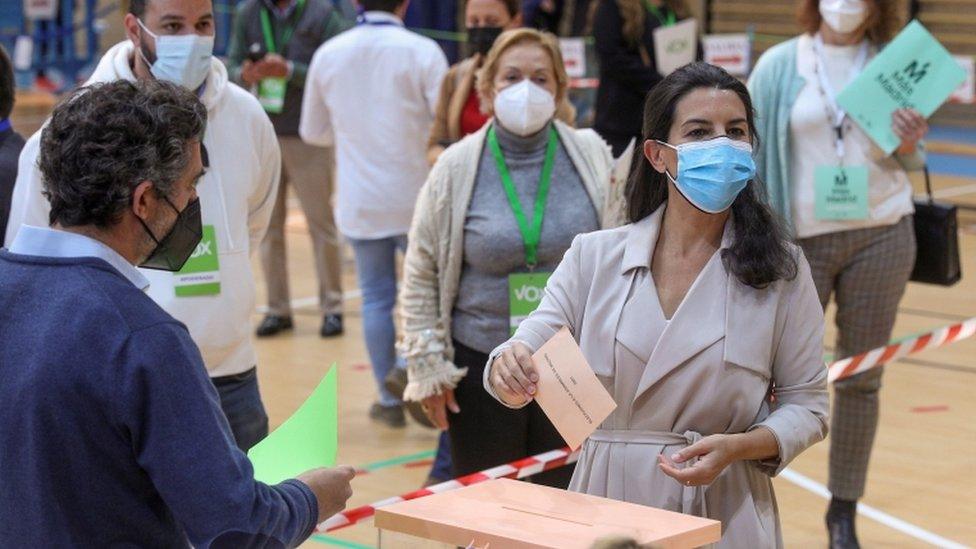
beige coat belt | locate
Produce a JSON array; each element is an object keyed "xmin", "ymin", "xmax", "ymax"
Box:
[{"xmin": 588, "ymin": 429, "xmax": 707, "ymax": 516}]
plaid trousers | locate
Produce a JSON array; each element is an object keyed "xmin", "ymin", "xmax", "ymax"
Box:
[{"xmin": 798, "ymin": 215, "xmax": 916, "ymax": 501}]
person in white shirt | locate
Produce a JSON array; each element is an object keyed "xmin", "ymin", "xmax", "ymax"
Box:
[
  {"xmin": 301, "ymin": 0, "xmax": 448, "ymax": 427},
  {"xmin": 4, "ymin": 0, "xmax": 281, "ymax": 452}
]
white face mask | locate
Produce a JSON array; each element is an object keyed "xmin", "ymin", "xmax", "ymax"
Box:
[
  {"xmin": 492, "ymin": 80, "xmax": 557, "ymax": 137},
  {"xmin": 137, "ymin": 19, "xmax": 214, "ymax": 90},
  {"xmin": 819, "ymin": 0, "xmax": 868, "ymax": 35}
]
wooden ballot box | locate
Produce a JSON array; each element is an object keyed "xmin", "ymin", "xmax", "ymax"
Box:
[{"xmin": 374, "ymin": 479, "xmax": 721, "ymax": 549}]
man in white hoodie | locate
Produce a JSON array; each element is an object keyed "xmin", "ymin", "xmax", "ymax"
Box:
[{"xmin": 4, "ymin": 0, "xmax": 280, "ymax": 451}]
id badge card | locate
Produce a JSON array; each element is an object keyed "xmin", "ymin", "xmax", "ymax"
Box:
[
  {"xmin": 508, "ymin": 272, "xmax": 551, "ymax": 336},
  {"xmin": 814, "ymin": 165, "xmax": 869, "ymax": 220},
  {"xmin": 258, "ymin": 77, "xmax": 286, "ymax": 114},
  {"xmin": 175, "ymin": 225, "xmax": 221, "ymax": 297}
]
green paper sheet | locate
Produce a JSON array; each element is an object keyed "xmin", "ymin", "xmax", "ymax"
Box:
[
  {"xmin": 248, "ymin": 365, "xmax": 338, "ymax": 485},
  {"xmin": 836, "ymin": 20, "xmax": 966, "ymax": 155}
]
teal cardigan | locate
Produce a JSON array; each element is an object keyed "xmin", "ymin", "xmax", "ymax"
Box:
[{"xmin": 747, "ymin": 36, "xmax": 925, "ymax": 232}]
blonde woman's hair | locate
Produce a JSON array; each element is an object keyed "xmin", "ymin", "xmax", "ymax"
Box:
[{"xmin": 475, "ymin": 28, "xmax": 576, "ymax": 125}]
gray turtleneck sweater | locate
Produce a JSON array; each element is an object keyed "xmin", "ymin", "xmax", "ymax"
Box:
[{"xmin": 451, "ymin": 122, "xmax": 600, "ymax": 355}]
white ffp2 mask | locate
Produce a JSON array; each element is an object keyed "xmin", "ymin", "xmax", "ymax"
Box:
[
  {"xmin": 492, "ymin": 80, "xmax": 557, "ymax": 137},
  {"xmin": 819, "ymin": 0, "xmax": 868, "ymax": 35},
  {"xmin": 138, "ymin": 19, "xmax": 214, "ymax": 90}
]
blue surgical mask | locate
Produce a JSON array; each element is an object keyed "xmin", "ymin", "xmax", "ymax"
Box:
[
  {"xmin": 657, "ymin": 137, "xmax": 756, "ymax": 214},
  {"xmin": 137, "ymin": 19, "xmax": 214, "ymax": 90}
]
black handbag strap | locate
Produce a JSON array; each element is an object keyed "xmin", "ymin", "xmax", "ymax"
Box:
[{"xmin": 923, "ymin": 164, "xmax": 935, "ymax": 206}]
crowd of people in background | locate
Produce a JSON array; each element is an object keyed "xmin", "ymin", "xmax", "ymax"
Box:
[{"xmin": 0, "ymin": 0, "xmax": 935, "ymax": 547}]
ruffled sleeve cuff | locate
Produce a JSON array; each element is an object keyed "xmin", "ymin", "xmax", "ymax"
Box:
[{"xmin": 398, "ymin": 328, "xmax": 468, "ymax": 401}]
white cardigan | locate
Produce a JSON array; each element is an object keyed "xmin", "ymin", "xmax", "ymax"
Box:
[{"xmin": 397, "ymin": 119, "xmax": 625, "ymax": 401}]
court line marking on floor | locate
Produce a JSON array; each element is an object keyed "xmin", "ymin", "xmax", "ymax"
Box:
[
  {"xmin": 918, "ymin": 181, "xmax": 976, "ymax": 200},
  {"xmin": 309, "ymin": 534, "xmax": 374, "ymax": 549},
  {"xmin": 356, "ymin": 450, "xmax": 436, "ymax": 474},
  {"xmin": 899, "ymin": 356, "xmax": 976, "ymax": 376},
  {"xmin": 898, "ymin": 307, "xmax": 973, "ymax": 323},
  {"xmin": 255, "ymin": 291, "xmax": 362, "ymax": 314},
  {"xmin": 780, "ymin": 469, "xmax": 969, "ymax": 548}
]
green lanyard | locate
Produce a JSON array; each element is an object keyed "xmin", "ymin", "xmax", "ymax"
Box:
[
  {"xmin": 487, "ymin": 125, "xmax": 559, "ymax": 269},
  {"xmin": 259, "ymin": 0, "xmax": 307, "ymax": 54},
  {"xmin": 641, "ymin": 0, "xmax": 676, "ymax": 27}
]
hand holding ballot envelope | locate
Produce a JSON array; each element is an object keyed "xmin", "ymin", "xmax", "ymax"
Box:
[{"xmin": 489, "ymin": 328, "xmax": 616, "ymax": 450}]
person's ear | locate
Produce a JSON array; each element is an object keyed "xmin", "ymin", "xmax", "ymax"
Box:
[
  {"xmin": 508, "ymin": 13, "xmax": 524, "ymax": 29},
  {"xmin": 396, "ymin": 0, "xmax": 411, "ymax": 19},
  {"xmin": 123, "ymin": 13, "xmax": 143, "ymax": 49},
  {"xmin": 643, "ymin": 139, "xmax": 672, "ymax": 175},
  {"xmin": 131, "ymin": 180, "xmax": 156, "ymax": 221}
]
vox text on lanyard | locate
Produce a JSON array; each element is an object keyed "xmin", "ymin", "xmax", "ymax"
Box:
[{"xmin": 487, "ymin": 125, "xmax": 559, "ymax": 335}]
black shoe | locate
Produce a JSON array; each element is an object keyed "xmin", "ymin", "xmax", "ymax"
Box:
[
  {"xmin": 320, "ymin": 314, "xmax": 344, "ymax": 338},
  {"xmin": 826, "ymin": 498, "xmax": 860, "ymax": 549},
  {"xmin": 384, "ymin": 368, "xmax": 434, "ymax": 429},
  {"xmin": 256, "ymin": 315, "xmax": 293, "ymax": 337},
  {"xmin": 369, "ymin": 402, "xmax": 406, "ymax": 428}
]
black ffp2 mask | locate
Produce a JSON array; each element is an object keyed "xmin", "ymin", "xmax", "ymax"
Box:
[
  {"xmin": 138, "ymin": 196, "xmax": 203, "ymax": 272},
  {"xmin": 467, "ymin": 26, "xmax": 504, "ymax": 57}
]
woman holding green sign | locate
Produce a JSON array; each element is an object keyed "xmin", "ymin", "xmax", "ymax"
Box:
[
  {"xmin": 749, "ymin": 1, "xmax": 929, "ymax": 546},
  {"xmin": 398, "ymin": 28, "xmax": 624, "ymax": 488}
]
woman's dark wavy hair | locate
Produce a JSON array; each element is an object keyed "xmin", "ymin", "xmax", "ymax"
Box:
[{"xmin": 625, "ymin": 61, "xmax": 797, "ymax": 289}]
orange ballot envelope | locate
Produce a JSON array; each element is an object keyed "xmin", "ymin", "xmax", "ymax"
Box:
[{"xmin": 532, "ymin": 327, "xmax": 617, "ymax": 450}]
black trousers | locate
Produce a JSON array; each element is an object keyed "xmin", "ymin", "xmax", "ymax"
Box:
[{"xmin": 447, "ymin": 340, "xmax": 573, "ymax": 489}]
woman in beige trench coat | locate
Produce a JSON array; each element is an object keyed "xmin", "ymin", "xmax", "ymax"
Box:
[{"xmin": 485, "ymin": 63, "xmax": 829, "ymax": 548}]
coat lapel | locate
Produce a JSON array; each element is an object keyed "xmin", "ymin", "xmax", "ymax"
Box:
[
  {"xmin": 723, "ymin": 267, "xmax": 778, "ymax": 379},
  {"xmin": 632, "ymin": 254, "xmax": 727, "ymax": 403},
  {"xmin": 630, "ymin": 213, "xmax": 735, "ymax": 404}
]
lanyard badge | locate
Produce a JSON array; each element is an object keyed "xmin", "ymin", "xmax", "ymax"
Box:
[{"xmin": 488, "ymin": 124, "xmax": 559, "ymax": 334}]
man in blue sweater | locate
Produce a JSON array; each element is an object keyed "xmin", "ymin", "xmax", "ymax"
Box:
[{"xmin": 0, "ymin": 79, "xmax": 354, "ymax": 547}]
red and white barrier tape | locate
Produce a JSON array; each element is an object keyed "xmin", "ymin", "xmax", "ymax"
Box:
[
  {"xmin": 317, "ymin": 447, "xmax": 579, "ymax": 533},
  {"xmin": 827, "ymin": 316, "xmax": 976, "ymax": 383},
  {"xmin": 318, "ymin": 317, "xmax": 975, "ymax": 533}
]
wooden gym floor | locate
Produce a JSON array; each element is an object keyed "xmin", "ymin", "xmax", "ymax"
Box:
[{"xmin": 254, "ymin": 177, "xmax": 976, "ymax": 549}]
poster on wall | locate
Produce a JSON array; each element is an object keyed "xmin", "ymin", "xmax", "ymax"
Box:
[
  {"xmin": 560, "ymin": 38, "xmax": 587, "ymax": 79},
  {"xmin": 24, "ymin": 0, "xmax": 58, "ymax": 20},
  {"xmin": 703, "ymin": 33, "xmax": 752, "ymax": 76}
]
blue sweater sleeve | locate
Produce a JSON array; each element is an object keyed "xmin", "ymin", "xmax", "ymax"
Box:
[{"xmin": 115, "ymin": 322, "xmax": 318, "ymax": 548}]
